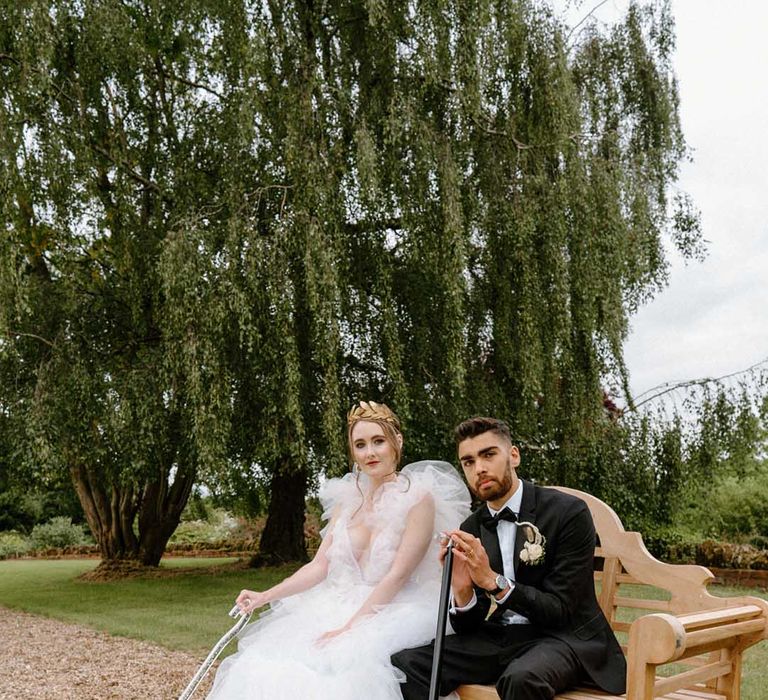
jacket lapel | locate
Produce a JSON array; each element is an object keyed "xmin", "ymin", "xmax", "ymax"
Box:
[{"xmin": 513, "ymin": 479, "xmax": 538, "ymax": 578}]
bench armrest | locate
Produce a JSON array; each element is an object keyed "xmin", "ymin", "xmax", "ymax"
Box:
[{"xmin": 626, "ymin": 602, "xmax": 768, "ymax": 700}]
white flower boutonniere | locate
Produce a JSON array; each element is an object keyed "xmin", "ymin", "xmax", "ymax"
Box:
[{"xmin": 517, "ymin": 521, "xmax": 546, "ymax": 566}]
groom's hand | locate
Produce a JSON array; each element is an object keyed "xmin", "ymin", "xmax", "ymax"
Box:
[
  {"xmin": 439, "ymin": 532, "xmax": 473, "ymax": 604},
  {"xmin": 444, "ymin": 530, "xmax": 496, "ymax": 594}
]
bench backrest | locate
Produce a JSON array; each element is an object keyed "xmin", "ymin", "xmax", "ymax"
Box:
[{"xmin": 551, "ymin": 486, "xmax": 763, "ymax": 648}]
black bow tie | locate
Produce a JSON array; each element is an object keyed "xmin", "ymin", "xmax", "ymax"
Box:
[{"xmin": 481, "ymin": 507, "xmax": 517, "ymax": 530}]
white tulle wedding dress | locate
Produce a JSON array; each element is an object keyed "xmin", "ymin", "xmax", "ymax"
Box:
[{"xmin": 206, "ymin": 460, "xmax": 470, "ymax": 700}]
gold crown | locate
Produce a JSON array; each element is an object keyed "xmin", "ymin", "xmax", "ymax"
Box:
[{"xmin": 347, "ymin": 401, "xmax": 401, "ymax": 430}]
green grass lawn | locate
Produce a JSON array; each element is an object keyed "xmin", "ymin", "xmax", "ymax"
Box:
[
  {"xmin": 0, "ymin": 558, "xmax": 297, "ymax": 654},
  {"xmin": 1, "ymin": 558, "xmax": 767, "ymax": 696}
]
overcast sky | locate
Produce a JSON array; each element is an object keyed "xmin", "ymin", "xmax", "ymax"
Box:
[{"xmin": 558, "ymin": 1, "xmax": 768, "ymax": 406}]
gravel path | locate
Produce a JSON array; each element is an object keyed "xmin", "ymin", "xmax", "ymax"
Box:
[{"xmin": 0, "ymin": 607, "xmax": 215, "ymax": 699}]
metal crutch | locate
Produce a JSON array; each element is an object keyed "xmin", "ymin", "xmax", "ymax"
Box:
[{"xmin": 178, "ymin": 604, "xmax": 253, "ymax": 700}]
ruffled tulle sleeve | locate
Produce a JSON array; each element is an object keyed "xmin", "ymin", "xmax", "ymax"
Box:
[
  {"xmin": 399, "ymin": 460, "xmax": 471, "ymax": 535},
  {"xmin": 317, "ymin": 473, "xmax": 360, "ymax": 538},
  {"xmin": 364, "ymin": 461, "xmax": 470, "ymax": 546}
]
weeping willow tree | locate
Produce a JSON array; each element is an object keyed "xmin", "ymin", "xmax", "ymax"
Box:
[
  {"xmin": 1, "ymin": 0, "xmax": 700, "ymax": 566},
  {"xmin": 0, "ymin": 0, "xmax": 248, "ymax": 567}
]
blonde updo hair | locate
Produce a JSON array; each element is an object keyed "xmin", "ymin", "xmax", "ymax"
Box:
[{"xmin": 346, "ymin": 400, "xmax": 403, "ymax": 468}]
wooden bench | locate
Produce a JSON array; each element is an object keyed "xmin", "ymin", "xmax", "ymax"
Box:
[{"xmin": 457, "ymin": 486, "xmax": 768, "ymax": 700}]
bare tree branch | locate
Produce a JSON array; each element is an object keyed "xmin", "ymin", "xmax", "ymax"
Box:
[
  {"xmin": 629, "ymin": 356, "xmax": 768, "ymax": 410},
  {"xmin": 565, "ymin": 0, "xmax": 613, "ymax": 44}
]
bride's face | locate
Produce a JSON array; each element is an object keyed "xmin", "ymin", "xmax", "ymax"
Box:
[{"xmin": 350, "ymin": 420, "xmax": 401, "ymax": 481}]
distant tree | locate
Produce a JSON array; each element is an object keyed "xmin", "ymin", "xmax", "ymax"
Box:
[
  {"xmin": 1, "ymin": 0, "xmax": 700, "ymax": 567},
  {"xmin": 596, "ymin": 379, "xmax": 767, "ymax": 539}
]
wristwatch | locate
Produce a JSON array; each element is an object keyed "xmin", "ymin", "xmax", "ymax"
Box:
[{"xmin": 488, "ymin": 573, "xmax": 510, "ymax": 596}]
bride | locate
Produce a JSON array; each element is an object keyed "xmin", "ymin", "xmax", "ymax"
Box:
[{"xmin": 206, "ymin": 401, "xmax": 471, "ymax": 699}]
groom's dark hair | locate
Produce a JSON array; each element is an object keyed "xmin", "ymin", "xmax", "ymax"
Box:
[{"xmin": 454, "ymin": 416, "xmax": 513, "ymax": 446}]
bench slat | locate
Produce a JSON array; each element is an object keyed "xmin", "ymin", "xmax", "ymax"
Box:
[
  {"xmin": 652, "ymin": 660, "xmax": 731, "ymax": 696},
  {"xmin": 613, "ymin": 596, "xmax": 671, "ymax": 611},
  {"xmin": 456, "ymin": 686, "xmax": 501, "ymax": 700},
  {"xmin": 669, "ymin": 688, "xmax": 727, "ymax": 700},
  {"xmin": 594, "ymin": 571, "xmax": 644, "ymax": 586},
  {"xmin": 677, "ymin": 605, "xmax": 763, "ymax": 630},
  {"xmin": 684, "ymin": 618, "xmax": 766, "ymax": 650}
]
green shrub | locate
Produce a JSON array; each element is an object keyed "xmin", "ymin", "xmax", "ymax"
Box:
[
  {"xmin": 641, "ymin": 526, "xmax": 701, "ymax": 563},
  {"xmin": 0, "ymin": 492, "xmax": 35, "ymax": 532},
  {"xmin": 0, "ymin": 531, "xmax": 32, "ymax": 559},
  {"xmin": 695, "ymin": 540, "xmax": 768, "ymax": 570},
  {"xmin": 182, "ymin": 490, "xmax": 211, "ymax": 522},
  {"xmin": 29, "ymin": 517, "xmax": 88, "ymax": 550},
  {"xmin": 672, "ymin": 468, "xmax": 768, "ymax": 543},
  {"xmin": 640, "ymin": 532, "xmax": 768, "ymax": 570},
  {"xmin": 0, "ymin": 486, "xmax": 86, "ymax": 533},
  {"xmin": 170, "ymin": 507, "xmax": 239, "ymax": 544}
]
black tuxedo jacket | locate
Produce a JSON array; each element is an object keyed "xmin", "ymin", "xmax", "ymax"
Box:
[{"xmin": 450, "ymin": 480, "xmax": 626, "ymax": 695}]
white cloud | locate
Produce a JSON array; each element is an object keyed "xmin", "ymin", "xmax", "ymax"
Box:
[{"xmin": 623, "ymin": 0, "xmax": 768, "ymax": 399}]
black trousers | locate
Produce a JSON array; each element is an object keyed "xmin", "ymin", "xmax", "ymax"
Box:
[{"xmin": 391, "ymin": 623, "xmax": 584, "ymax": 700}]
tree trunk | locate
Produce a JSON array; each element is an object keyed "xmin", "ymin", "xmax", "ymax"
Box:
[
  {"xmin": 70, "ymin": 461, "xmax": 196, "ymax": 568},
  {"xmin": 250, "ymin": 461, "xmax": 308, "ymax": 567},
  {"xmin": 70, "ymin": 464, "xmax": 139, "ymax": 561},
  {"xmin": 137, "ymin": 464, "xmax": 196, "ymax": 566}
]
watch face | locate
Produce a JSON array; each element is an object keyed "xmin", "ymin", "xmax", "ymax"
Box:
[{"xmin": 495, "ymin": 574, "xmax": 507, "ymax": 590}]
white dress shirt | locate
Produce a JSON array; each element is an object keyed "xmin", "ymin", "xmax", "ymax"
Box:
[{"xmin": 451, "ymin": 480, "xmax": 530, "ymax": 625}]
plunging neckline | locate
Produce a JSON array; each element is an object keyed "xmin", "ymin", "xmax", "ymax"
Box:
[{"xmin": 339, "ymin": 478, "xmax": 400, "ymax": 577}]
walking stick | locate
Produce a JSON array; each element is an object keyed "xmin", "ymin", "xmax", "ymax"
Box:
[
  {"xmin": 428, "ymin": 538, "xmax": 454, "ymax": 700},
  {"xmin": 178, "ymin": 604, "xmax": 252, "ymax": 700}
]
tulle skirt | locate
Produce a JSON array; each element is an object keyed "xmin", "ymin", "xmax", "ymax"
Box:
[{"xmin": 206, "ymin": 579, "xmax": 440, "ymax": 700}]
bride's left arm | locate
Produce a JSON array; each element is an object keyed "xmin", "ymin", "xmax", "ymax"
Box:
[{"xmin": 316, "ymin": 493, "xmax": 436, "ymax": 645}]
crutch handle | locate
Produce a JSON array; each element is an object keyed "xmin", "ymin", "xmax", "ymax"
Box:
[{"xmin": 178, "ymin": 605, "xmax": 253, "ymax": 700}]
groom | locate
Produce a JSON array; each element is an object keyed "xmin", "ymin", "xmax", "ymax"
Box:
[{"xmin": 391, "ymin": 417, "xmax": 626, "ymax": 700}]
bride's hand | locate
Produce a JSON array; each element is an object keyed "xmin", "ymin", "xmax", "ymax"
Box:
[
  {"xmin": 314, "ymin": 622, "xmax": 352, "ymax": 647},
  {"xmin": 236, "ymin": 589, "xmax": 269, "ymax": 613}
]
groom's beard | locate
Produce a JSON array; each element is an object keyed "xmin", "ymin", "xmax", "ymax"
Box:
[{"xmin": 472, "ymin": 461, "xmax": 514, "ymax": 503}]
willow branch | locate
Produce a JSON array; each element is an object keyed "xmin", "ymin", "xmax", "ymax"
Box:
[
  {"xmin": 343, "ymin": 353, "xmax": 386, "ymax": 376},
  {"xmin": 164, "ymin": 70, "xmax": 224, "ymax": 100},
  {"xmin": 470, "ymin": 114, "xmax": 584, "ymax": 150},
  {"xmin": 91, "ymin": 143, "xmax": 169, "ymax": 199},
  {"xmin": 344, "ymin": 218, "xmax": 403, "ymax": 235},
  {"xmin": 0, "ymin": 53, "xmax": 21, "ymax": 66},
  {"xmin": 4, "ymin": 330, "xmax": 54, "ymax": 347}
]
